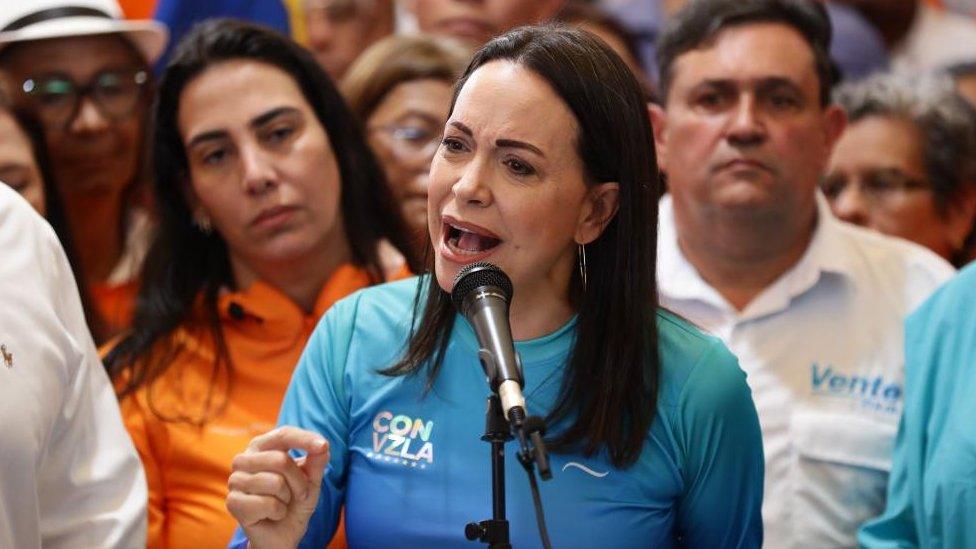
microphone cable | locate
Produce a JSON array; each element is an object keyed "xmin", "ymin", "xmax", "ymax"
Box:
[
  {"xmin": 515, "ymin": 414, "xmax": 553, "ymax": 549},
  {"xmin": 521, "ymin": 447, "xmax": 553, "ymax": 549}
]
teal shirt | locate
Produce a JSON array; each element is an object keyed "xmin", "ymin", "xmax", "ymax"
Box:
[
  {"xmin": 245, "ymin": 277, "xmax": 763, "ymax": 548},
  {"xmin": 860, "ymin": 264, "xmax": 976, "ymax": 548}
]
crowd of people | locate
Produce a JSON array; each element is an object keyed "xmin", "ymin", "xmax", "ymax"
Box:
[{"xmin": 1, "ymin": 0, "xmax": 976, "ymax": 547}]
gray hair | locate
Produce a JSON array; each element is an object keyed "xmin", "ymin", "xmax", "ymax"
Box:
[{"xmin": 833, "ymin": 73, "xmax": 976, "ymax": 214}]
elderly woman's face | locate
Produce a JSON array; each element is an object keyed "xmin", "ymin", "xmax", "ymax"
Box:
[
  {"xmin": 428, "ymin": 60, "xmax": 613, "ymax": 302},
  {"xmin": 824, "ymin": 115, "xmax": 968, "ymax": 260},
  {"xmin": 367, "ymin": 77, "xmax": 453, "ymax": 244},
  {"xmin": 1, "ymin": 35, "xmax": 148, "ymax": 201},
  {"xmin": 0, "ymin": 110, "xmax": 45, "ymax": 215}
]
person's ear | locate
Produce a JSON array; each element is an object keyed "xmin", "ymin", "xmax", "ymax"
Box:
[
  {"xmin": 824, "ymin": 104, "xmax": 847, "ymax": 151},
  {"xmin": 575, "ymin": 182, "xmax": 620, "ymax": 245},
  {"xmin": 649, "ymin": 103, "xmax": 668, "ymax": 172},
  {"xmin": 948, "ymin": 183, "xmax": 976, "ymax": 253},
  {"xmin": 181, "ymin": 174, "xmax": 210, "ymax": 230}
]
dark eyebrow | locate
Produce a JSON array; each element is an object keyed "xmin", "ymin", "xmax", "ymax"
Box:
[
  {"xmin": 186, "ymin": 129, "xmax": 228, "ymax": 149},
  {"xmin": 395, "ymin": 110, "xmax": 443, "ymax": 125},
  {"xmin": 448, "ymin": 120, "xmax": 473, "ymax": 136},
  {"xmin": 693, "ymin": 76, "xmax": 803, "ymax": 94},
  {"xmin": 250, "ymin": 106, "xmax": 300, "ymax": 129},
  {"xmin": 496, "ymin": 139, "xmax": 545, "ymax": 158},
  {"xmin": 756, "ymin": 77, "xmax": 804, "ymax": 94},
  {"xmin": 186, "ymin": 106, "xmax": 301, "ymax": 148},
  {"xmin": 448, "ymin": 121, "xmax": 546, "ymax": 158},
  {"xmin": 692, "ymin": 79, "xmax": 737, "ymax": 92}
]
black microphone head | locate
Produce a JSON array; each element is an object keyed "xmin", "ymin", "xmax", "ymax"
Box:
[{"xmin": 451, "ymin": 262, "xmax": 514, "ymax": 312}]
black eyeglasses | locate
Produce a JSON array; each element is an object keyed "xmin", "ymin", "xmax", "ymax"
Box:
[{"xmin": 21, "ymin": 68, "xmax": 148, "ymax": 130}]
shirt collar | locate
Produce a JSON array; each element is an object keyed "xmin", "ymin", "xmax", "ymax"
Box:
[
  {"xmin": 658, "ymin": 192, "xmax": 855, "ymax": 319},
  {"xmin": 453, "ymin": 311, "xmax": 578, "ymax": 365},
  {"xmin": 216, "ymin": 263, "xmax": 372, "ymax": 338}
]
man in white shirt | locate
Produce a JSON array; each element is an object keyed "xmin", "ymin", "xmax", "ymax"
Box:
[
  {"xmin": 649, "ymin": 1, "xmax": 955, "ymax": 546},
  {"xmin": 0, "ymin": 184, "xmax": 146, "ymax": 548}
]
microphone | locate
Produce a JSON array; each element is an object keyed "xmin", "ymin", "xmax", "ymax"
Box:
[{"xmin": 451, "ymin": 262, "xmax": 527, "ymax": 426}]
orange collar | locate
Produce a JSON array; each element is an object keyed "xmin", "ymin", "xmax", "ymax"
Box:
[{"xmin": 214, "ymin": 264, "xmax": 375, "ymax": 341}]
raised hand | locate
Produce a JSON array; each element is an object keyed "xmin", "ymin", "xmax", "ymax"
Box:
[{"xmin": 226, "ymin": 426, "xmax": 330, "ymax": 549}]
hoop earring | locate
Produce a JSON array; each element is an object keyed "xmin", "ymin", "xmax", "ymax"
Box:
[
  {"xmin": 578, "ymin": 243, "xmax": 587, "ymax": 292},
  {"xmin": 193, "ymin": 211, "xmax": 213, "ymax": 235}
]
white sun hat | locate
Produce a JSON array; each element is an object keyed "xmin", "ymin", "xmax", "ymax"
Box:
[{"xmin": 0, "ymin": 0, "xmax": 168, "ymax": 63}]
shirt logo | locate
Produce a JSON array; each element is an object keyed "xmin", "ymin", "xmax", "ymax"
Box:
[
  {"xmin": 1, "ymin": 344, "xmax": 12, "ymax": 368},
  {"xmin": 367, "ymin": 410, "xmax": 434, "ymax": 469},
  {"xmin": 811, "ymin": 363, "xmax": 901, "ymax": 414},
  {"xmin": 562, "ymin": 462, "xmax": 609, "ymax": 478}
]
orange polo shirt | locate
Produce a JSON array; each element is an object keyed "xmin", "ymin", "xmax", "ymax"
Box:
[
  {"xmin": 119, "ymin": 264, "xmax": 405, "ymax": 549},
  {"xmin": 91, "ymin": 279, "xmax": 138, "ymax": 338}
]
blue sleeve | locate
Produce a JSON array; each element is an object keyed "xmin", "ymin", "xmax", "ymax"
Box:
[
  {"xmin": 674, "ymin": 341, "xmax": 765, "ymax": 548},
  {"xmin": 858, "ymin": 298, "xmax": 938, "ymax": 548},
  {"xmin": 228, "ymin": 293, "xmax": 362, "ymax": 549},
  {"xmin": 857, "ymin": 417, "xmax": 918, "ymax": 548}
]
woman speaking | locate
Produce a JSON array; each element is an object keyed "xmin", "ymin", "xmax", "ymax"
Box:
[{"xmin": 227, "ymin": 26, "xmax": 764, "ymax": 548}]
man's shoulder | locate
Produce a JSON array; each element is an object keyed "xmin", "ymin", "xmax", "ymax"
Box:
[
  {"xmin": 0, "ymin": 185, "xmax": 68, "ymax": 291},
  {"xmin": 909, "ymin": 261, "xmax": 976, "ymax": 325},
  {"xmin": 334, "ymin": 276, "xmax": 423, "ymax": 313},
  {"xmin": 323, "ymin": 276, "xmax": 425, "ymax": 337},
  {"xmin": 829, "ymin": 218, "xmax": 954, "ymax": 289},
  {"xmin": 655, "ymin": 309, "xmax": 743, "ymax": 400}
]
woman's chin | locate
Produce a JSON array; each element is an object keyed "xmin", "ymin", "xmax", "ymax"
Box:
[{"xmin": 433, "ymin": 263, "xmax": 456, "ymax": 294}]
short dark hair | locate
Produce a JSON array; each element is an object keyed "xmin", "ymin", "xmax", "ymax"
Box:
[
  {"xmin": 384, "ymin": 24, "xmax": 661, "ymax": 468},
  {"xmin": 656, "ymin": 0, "xmax": 835, "ymax": 106}
]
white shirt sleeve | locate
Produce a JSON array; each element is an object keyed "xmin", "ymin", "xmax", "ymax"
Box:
[{"xmin": 0, "ymin": 186, "xmax": 147, "ymax": 548}]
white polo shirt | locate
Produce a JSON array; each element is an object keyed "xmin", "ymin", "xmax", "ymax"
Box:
[
  {"xmin": 657, "ymin": 193, "xmax": 954, "ymax": 548},
  {"xmin": 0, "ymin": 185, "xmax": 146, "ymax": 548}
]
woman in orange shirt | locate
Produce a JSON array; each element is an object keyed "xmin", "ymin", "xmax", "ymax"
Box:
[{"xmin": 104, "ymin": 19, "xmax": 418, "ymax": 548}]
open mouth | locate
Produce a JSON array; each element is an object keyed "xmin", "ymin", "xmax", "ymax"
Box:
[{"xmin": 444, "ymin": 222, "xmax": 502, "ymax": 255}]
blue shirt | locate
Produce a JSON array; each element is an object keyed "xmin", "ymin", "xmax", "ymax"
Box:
[
  {"xmin": 233, "ymin": 277, "xmax": 763, "ymax": 548},
  {"xmin": 860, "ymin": 264, "xmax": 976, "ymax": 548}
]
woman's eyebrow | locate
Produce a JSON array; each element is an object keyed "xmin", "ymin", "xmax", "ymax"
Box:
[
  {"xmin": 448, "ymin": 121, "xmax": 546, "ymax": 157},
  {"xmin": 496, "ymin": 139, "xmax": 545, "ymax": 158}
]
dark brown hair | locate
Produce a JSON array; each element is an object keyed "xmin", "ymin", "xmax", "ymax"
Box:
[
  {"xmin": 657, "ymin": 0, "xmax": 835, "ymax": 106},
  {"xmin": 384, "ymin": 25, "xmax": 661, "ymax": 468}
]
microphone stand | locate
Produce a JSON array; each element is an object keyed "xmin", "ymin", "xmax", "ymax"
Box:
[
  {"xmin": 465, "ymin": 395, "xmax": 513, "ymax": 548},
  {"xmin": 465, "ymin": 395, "xmax": 552, "ymax": 548}
]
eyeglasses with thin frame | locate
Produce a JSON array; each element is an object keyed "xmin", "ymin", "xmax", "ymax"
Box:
[
  {"xmin": 369, "ymin": 123, "xmax": 443, "ymax": 163},
  {"xmin": 21, "ymin": 68, "xmax": 149, "ymax": 130},
  {"xmin": 820, "ymin": 168, "xmax": 930, "ymax": 206}
]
